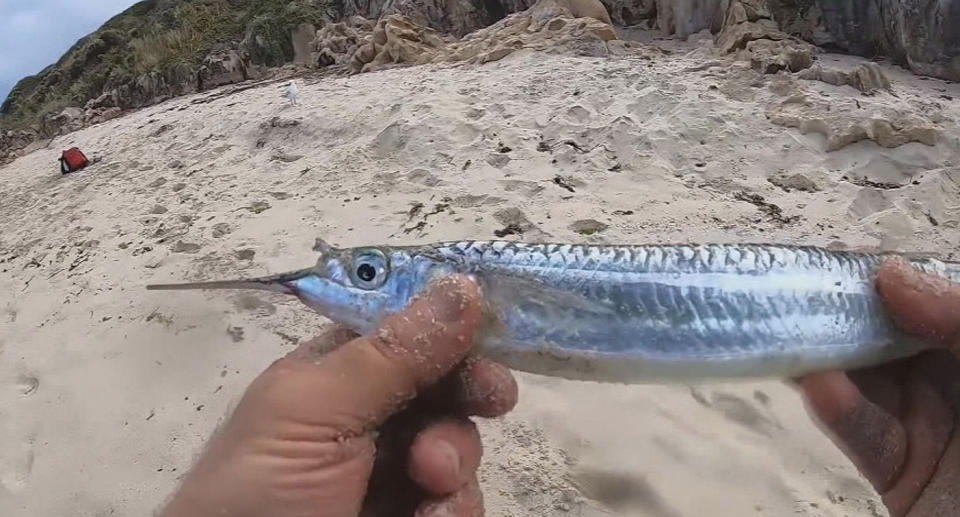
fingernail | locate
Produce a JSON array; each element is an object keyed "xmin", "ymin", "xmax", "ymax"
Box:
[
  {"xmin": 428, "ymin": 278, "xmax": 469, "ymax": 322},
  {"xmin": 435, "ymin": 438, "xmax": 461, "ymax": 481}
]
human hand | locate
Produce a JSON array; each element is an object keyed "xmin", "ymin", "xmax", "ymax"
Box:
[
  {"xmin": 161, "ymin": 275, "xmax": 518, "ymax": 517},
  {"xmin": 799, "ymin": 257, "xmax": 960, "ymax": 517}
]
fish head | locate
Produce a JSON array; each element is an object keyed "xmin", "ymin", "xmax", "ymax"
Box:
[{"xmin": 291, "ymin": 242, "xmax": 454, "ymax": 333}]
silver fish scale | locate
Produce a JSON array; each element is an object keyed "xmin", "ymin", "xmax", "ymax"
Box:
[
  {"xmin": 437, "ymin": 240, "xmax": 880, "ymax": 277},
  {"xmin": 149, "ymin": 239, "xmax": 960, "ymax": 382},
  {"xmin": 423, "ymin": 241, "xmax": 959, "ymax": 380}
]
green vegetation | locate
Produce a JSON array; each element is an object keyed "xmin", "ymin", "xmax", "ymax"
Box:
[{"xmin": 1, "ymin": 0, "xmax": 338, "ymax": 130}]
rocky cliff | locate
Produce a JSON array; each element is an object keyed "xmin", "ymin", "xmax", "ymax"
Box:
[
  {"xmin": 1, "ymin": 0, "xmax": 957, "ymax": 146},
  {"xmin": 0, "ymin": 0, "xmax": 337, "ymax": 131}
]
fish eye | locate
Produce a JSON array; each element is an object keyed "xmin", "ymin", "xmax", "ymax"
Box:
[{"xmin": 349, "ymin": 249, "xmax": 389, "ymax": 290}]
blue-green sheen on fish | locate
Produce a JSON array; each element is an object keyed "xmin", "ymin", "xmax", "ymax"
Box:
[{"xmin": 146, "ymin": 239, "xmax": 960, "ymax": 384}]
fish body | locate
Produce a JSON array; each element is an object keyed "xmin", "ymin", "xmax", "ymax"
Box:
[{"xmin": 147, "ymin": 240, "xmax": 960, "ymax": 384}]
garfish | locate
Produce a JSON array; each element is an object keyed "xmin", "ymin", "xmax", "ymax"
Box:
[{"xmin": 146, "ymin": 239, "xmax": 960, "ymax": 384}]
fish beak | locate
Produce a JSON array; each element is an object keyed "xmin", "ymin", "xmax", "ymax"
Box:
[{"xmin": 145, "ymin": 267, "xmax": 317, "ymax": 295}]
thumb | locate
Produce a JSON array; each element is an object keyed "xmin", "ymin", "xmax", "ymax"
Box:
[{"xmin": 253, "ymin": 274, "xmax": 483, "ymax": 435}]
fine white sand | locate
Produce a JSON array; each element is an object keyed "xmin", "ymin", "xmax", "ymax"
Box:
[{"xmin": 2, "ymin": 28, "xmax": 959, "ymax": 516}]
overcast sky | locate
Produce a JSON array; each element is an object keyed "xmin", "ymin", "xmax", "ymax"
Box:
[{"xmin": 0, "ymin": 0, "xmax": 139, "ymax": 105}]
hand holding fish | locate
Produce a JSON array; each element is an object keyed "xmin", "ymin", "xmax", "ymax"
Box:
[
  {"xmin": 161, "ymin": 275, "xmax": 518, "ymax": 517},
  {"xmin": 151, "ymin": 239, "xmax": 960, "ymax": 516},
  {"xmin": 800, "ymin": 257, "xmax": 960, "ymax": 517}
]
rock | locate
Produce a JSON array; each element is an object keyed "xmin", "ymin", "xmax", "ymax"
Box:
[
  {"xmin": 246, "ymin": 201, "xmax": 271, "ymax": 214},
  {"xmin": 493, "ymin": 207, "xmax": 551, "ymax": 238},
  {"xmin": 716, "ymin": 0, "xmax": 816, "ymax": 74},
  {"xmin": 43, "ymin": 107, "xmax": 85, "ymax": 136},
  {"xmin": 553, "ymin": 0, "xmax": 615, "ymax": 25},
  {"xmin": 84, "ymin": 106, "xmax": 122, "ymax": 125},
  {"xmin": 381, "ymin": 0, "xmax": 504, "ymax": 36},
  {"xmin": 769, "ymin": 173, "xmax": 819, "ymax": 192},
  {"xmin": 311, "ymin": 18, "xmax": 373, "ymax": 68},
  {"xmin": 235, "ymin": 249, "xmax": 256, "ymax": 260},
  {"xmin": 0, "ymin": 128, "xmax": 40, "ymax": 165},
  {"xmin": 767, "ymin": 97, "xmax": 939, "ymax": 151},
  {"xmin": 769, "ymin": 0, "xmax": 960, "ymax": 81},
  {"xmin": 83, "ymin": 92, "xmax": 117, "ymax": 110},
  {"xmin": 798, "ymin": 62, "xmax": 891, "ymax": 93},
  {"xmin": 604, "ymin": 0, "xmax": 656, "ymax": 25},
  {"xmin": 172, "ymin": 241, "xmax": 202, "ymax": 254},
  {"xmin": 291, "ymin": 23, "xmax": 316, "ymax": 65},
  {"xmin": 148, "ymin": 205, "xmax": 169, "ymax": 214},
  {"xmin": 744, "ymin": 38, "xmax": 814, "ymax": 73},
  {"xmin": 657, "ymin": 0, "xmax": 728, "ymax": 37},
  {"xmin": 347, "ymin": 0, "xmax": 618, "ymax": 75},
  {"xmin": 106, "ymin": 62, "xmax": 198, "ymax": 111},
  {"xmin": 570, "ymin": 218, "xmax": 608, "ymax": 235},
  {"xmin": 198, "ymin": 50, "xmax": 254, "ymax": 91}
]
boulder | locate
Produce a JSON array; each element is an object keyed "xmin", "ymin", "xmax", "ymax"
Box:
[
  {"xmin": 657, "ymin": 0, "xmax": 728, "ymax": 37},
  {"xmin": 346, "ymin": 0, "xmax": 618, "ymax": 74},
  {"xmin": 83, "ymin": 92, "xmax": 117, "ymax": 110},
  {"xmin": 84, "ymin": 106, "xmax": 123, "ymax": 125},
  {"xmin": 767, "ymin": 96, "xmax": 939, "ymax": 151},
  {"xmin": 716, "ymin": 0, "xmax": 816, "ymax": 74},
  {"xmin": 798, "ymin": 62, "xmax": 891, "ymax": 93},
  {"xmin": 43, "ymin": 107, "xmax": 85, "ymax": 136},
  {"xmin": 198, "ymin": 49, "xmax": 253, "ymax": 90},
  {"xmin": 312, "ymin": 17, "xmax": 375, "ymax": 67}
]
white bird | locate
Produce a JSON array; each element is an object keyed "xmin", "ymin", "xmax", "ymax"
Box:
[{"xmin": 284, "ymin": 80, "xmax": 299, "ymax": 105}]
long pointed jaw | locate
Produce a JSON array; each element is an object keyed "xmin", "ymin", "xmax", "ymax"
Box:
[{"xmin": 145, "ymin": 267, "xmax": 317, "ymax": 295}]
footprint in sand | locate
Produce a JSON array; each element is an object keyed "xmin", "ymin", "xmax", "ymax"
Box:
[
  {"xmin": 147, "ymin": 177, "xmax": 167, "ymax": 189},
  {"xmin": 15, "ymin": 375, "xmax": 39, "ymax": 397},
  {"xmin": 571, "ymin": 466, "xmax": 681, "ymax": 517},
  {"xmin": 226, "ymin": 326, "xmax": 245, "ymax": 343},
  {"xmin": 406, "ymin": 169, "xmax": 443, "ymax": 187},
  {"xmin": 450, "ymin": 194, "xmax": 506, "ymax": 208},
  {"xmin": 171, "ymin": 241, "xmax": 202, "ymax": 254},
  {"xmin": 848, "ymin": 188, "xmax": 894, "ymax": 220},
  {"xmin": 235, "ymin": 249, "xmax": 255, "ymax": 260},
  {"xmin": 709, "ymin": 391, "xmax": 780, "ymax": 437},
  {"xmin": 211, "ymin": 223, "xmax": 233, "ymax": 238},
  {"xmin": 498, "ymin": 179, "xmax": 545, "ymax": 197},
  {"xmin": 564, "ymin": 105, "xmax": 593, "ymax": 124},
  {"xmin": 0, "ymin": 439, "xmax": 35, "ymax": 493},
  {"xmin": 233, "ymin": 294, "xmax": 277, "ymax": 317}
]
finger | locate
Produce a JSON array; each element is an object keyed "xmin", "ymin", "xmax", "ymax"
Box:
[
  {"xmin": 453, "ymin": 357, "xmax": 518, "ymax": 418},
  {"xmin": 906, "ymin": 431, "xmax": 960, "ymax": 517},
  {"xmin": 421, "ymin": 357, "xmax": 519, "ymax": 418},
  {"xmin": 876, "ymin": 257, "xmax": 960, "ymax": 350},
  {"xmin": 800, "ymin": 371, "xmax": 908, "ymax": 492},
  {"xmin": 882, "ymin": 377, "xmax": 954, "ymax": 517},
  {"xmin": 409, "ymin": 418, "xmax": 482, "ymax": 496},
  {"xmin": 284, "ymin": 325, "xmax": 359, "ymax": 361},
  {"xmin": 261, "ymin": 274, "xmax": 483, "ymax": 435},
  {"xmin": 846, "ymin": 362, "xmax": 907, "ymax": 417},
  {"xmin": 415, "ymin": 476, "xmax": 484, "ymax": 517}
]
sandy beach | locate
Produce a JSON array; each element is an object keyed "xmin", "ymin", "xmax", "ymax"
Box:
[{"xmin": 2, "ymin": 26, "xmax": 959, "ymax": 516}]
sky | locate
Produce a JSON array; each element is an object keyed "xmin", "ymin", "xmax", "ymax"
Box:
[{"xmin": 0, "ymin": 0, "xmax": 139, "ymax": 105}]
